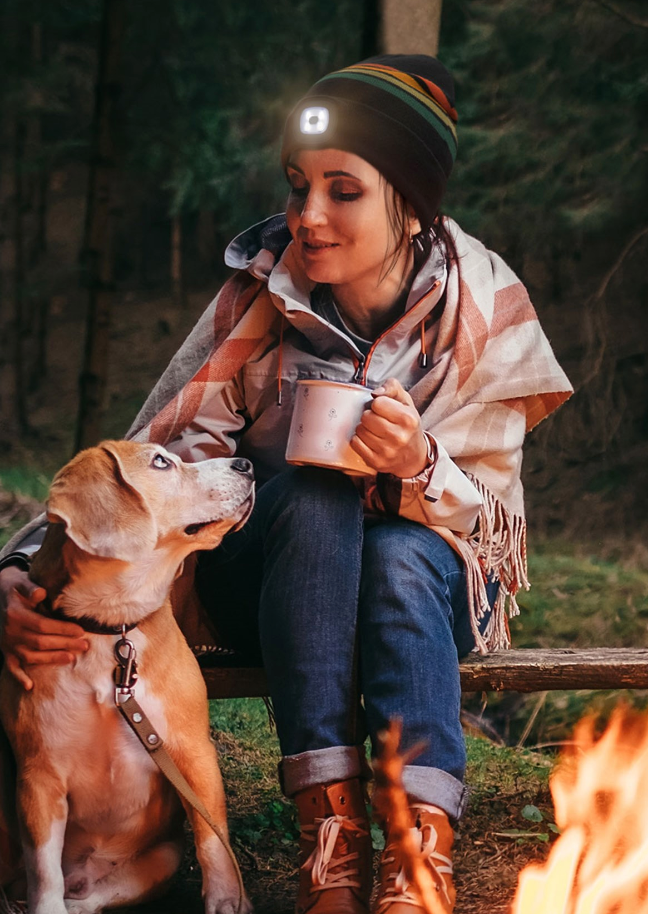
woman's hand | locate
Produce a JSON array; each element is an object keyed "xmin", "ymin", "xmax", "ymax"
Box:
[
  {"xmin": 0, "ymin": 566, "xmax": 88, "ymax": 690},
  {"xmin": 351, "ymin": 377, "xmax": 430, "ymax": 478}
]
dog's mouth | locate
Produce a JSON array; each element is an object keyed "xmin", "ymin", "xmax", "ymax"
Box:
[
  {"xmin": 232, "ymin": 492, "xmax": 255, "ymax": 532},
  {"xmin": 184, "ymin": 519, "xmax": 222, "ymax": 536},
  {"xmin": 184, "ymin": 492, "xmax": 255, "ymax": 537}
]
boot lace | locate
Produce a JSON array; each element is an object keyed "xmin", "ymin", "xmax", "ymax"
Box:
[
  {"xmin": 302, "ymin": 813, "xmax": 368, "ymax": 894},
  {"xmin": 377, "ymin": 821, "xmax": 453, "ymax": 910}
]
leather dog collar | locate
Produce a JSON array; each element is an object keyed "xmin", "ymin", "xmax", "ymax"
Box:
[{"xmin": 41, "ymin": 596, "xmax": 140, "ymax": 636}]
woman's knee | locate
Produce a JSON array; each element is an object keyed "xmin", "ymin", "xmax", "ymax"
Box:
[
  {"xmin": 258, "ymin": 466, "xmax": 363, "ymax": 530},
  {"xmin": 362, "ymin": 520, "xmax": 463, "ymax": 582}
]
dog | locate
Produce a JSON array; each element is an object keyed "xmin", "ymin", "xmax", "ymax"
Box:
[{"xmin": 0, "ymin": 440, "xmax": 255, "ymax": 914}]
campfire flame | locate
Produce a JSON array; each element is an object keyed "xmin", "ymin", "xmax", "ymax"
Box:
[{"xmin": 513, "ymin": 706, "xmax": 648, "ymax": 914}]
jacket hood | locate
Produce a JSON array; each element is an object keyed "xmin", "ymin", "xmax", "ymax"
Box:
[{"xmin": 224, "ymin": 214, "xmax": 292, "ymax": 281}]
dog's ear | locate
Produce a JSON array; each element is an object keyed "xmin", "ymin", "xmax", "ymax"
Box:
[{"xmin": 47, "ymin": 444, "xmax": 158, "ymax": 561}]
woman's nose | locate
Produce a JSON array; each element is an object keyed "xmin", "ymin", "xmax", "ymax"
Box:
[{"xmin": 300, "ymin": 193, "xmax": 326, "ymax": 227}]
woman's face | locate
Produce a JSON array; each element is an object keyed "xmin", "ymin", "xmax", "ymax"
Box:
[{"xmin": 285, "ymin": 149, "xmax": 419, "ymax": 293}]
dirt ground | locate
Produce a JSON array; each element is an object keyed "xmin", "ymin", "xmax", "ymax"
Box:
[{"xmin": 98, "ymin": 730, "xmax": 554, "ymax": 914}]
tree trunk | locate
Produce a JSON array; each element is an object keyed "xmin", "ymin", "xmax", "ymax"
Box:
[
  {"xmin": 29, "ymin": 293, "xmax": 51, "ymax": 391},
  {"xmin": 380, "ymin": 0, "xmax": 443, "ymax": 55},
  {"xmin": 362, "ymin": 0, "xmax": 381, "ymax": 57},
  {"xmin": 171, "ymin": 213, "xmax": 185, "ymax": 309},
  {"xmin": 136, "ymin": 200, "xmax": 148, "ymax": 287},
  {"xmin": 28, "ymin": 23, "xmax": 48, "ymax": 267},
  {"xmin": 196, "ymin": 208, "xmax": 216, "ymax": 271},
  {"xmin": 0, "ymin": 113, "xmax": 20, "ymax": 448},
  {"xmin": 13, "ymin": 120, "xmax": 29, "ymax": 434},
  {"xmin": 75, "ymin": 0, "xmax": 126, "ymax": 453}
]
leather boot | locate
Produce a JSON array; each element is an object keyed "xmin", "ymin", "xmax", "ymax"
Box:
[
  {"xmin": 374, "ymin": 804, "xmax": 456, "ymax": 914},
  {"xmin": 294, "ymin": 778, "xmax": 372, "ymax": 914}
]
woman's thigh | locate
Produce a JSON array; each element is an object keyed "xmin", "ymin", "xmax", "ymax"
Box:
[
  {"xmin": 359, "ymin": 518, "xmax": 484, "ymax": 657},
  {"xmin": 194, "ymin": 466, "xmax": 364, "ymax": 661}
]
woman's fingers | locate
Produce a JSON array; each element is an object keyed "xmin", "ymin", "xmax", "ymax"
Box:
[
  {"xmin": 14, "ymin": 647, "xmax": 77, "ymax": 667},
  {"xmin": 0, "ymin": 565, "xmax": 40, "ymax": 609},
  {"xmin": 351, "ymin": 378, "xmax": 428, "ymax": 477},
  {"xmin": 4, "ymin": 654, "xmax": 34, "ymax": 691},
  {"xmin": 371, "ymin": 377, "xmax": 413, "ymax": 407},
  {"xmin": 15, "ymin": 581, "xmax": 47, "ymax": 607},
  {"xmin": 4, "ymin": 603, "xmax": 88, "ymax": 650},
  {"xmin": 0, "ymin": 566, "xmax": 88, "ymax": 689},
  {"xmin": 7, "ymin": 600, "xmax": 87, "ymax": 640},
  {"xmin": 1, "ymin": 596, "xmax": 88, "ymax": 689}
]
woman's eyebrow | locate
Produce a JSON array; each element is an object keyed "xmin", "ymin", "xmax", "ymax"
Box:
[{"xmin": 324, "ymin": 170, "xmax": 360, "ymax": 179}]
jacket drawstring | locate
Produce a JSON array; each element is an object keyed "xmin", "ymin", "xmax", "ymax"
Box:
[
  {"xmin": 277, "ymin": 314, "xmax": 285, "ymax": 405},
  {"xmin": 419, "ymin": 320, "xmax": 428, "ymax": 368}
]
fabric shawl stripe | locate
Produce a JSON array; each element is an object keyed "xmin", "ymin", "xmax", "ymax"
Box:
[{"xmin": 131, "ymin": 275, "xmax": 276, "ymax": 445}]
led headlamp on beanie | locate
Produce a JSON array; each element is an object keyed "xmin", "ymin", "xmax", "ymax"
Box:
[{"xmin": 281, "ymin": 54, "xmax": 458, "ymax": 229}]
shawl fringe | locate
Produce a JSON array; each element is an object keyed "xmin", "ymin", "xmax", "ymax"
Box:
[{"xmin": 454, "ymin": 475, "xmax": 529, "ymax": 654}]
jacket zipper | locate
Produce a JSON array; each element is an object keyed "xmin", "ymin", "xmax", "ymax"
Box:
[{"xmin": 356, "ymin": 279, "xmax": 441, "ymax": 385}]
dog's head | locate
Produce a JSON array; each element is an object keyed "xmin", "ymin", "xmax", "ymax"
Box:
[{"xmin": 45, "ymin": 441, "xmax": 255, "ymax": 564}]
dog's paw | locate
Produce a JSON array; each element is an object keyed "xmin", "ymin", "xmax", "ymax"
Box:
[
  {"xmin": 64, "ymin": 873, "xmax": 90, "ymax": 900},
  {"xmin": 204, "ymin": 890, "xmax": 253, "ymax": 914},
  {"xmin": 64, "ymin": 901, "xmax": 101, "ymax": 914}
]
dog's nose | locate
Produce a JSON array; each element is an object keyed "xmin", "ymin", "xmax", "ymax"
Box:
[{"xmin": 231, "ymin": 458, "xmax": 254, "ymax": 477}]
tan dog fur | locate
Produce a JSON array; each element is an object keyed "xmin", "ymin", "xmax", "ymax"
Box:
[{"xmin": 0, "ymin": 440, "xmax": 255, "ymax": 914}]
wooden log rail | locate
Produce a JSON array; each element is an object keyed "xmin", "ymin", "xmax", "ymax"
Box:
[{"xmin": 197, "ymin": 648, "xmax": 648, "ymax": 700}]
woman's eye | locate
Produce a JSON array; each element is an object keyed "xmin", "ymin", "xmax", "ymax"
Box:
[
  {"xmin": 152, "ymin": 454, "xmax": 171, "ymax": 470},
  {"xmin": 331, "ymin": 182, "xmax": 361, "ymax": 202},
  {"xmin": 333, "ymin": 191, "xmax": 361, "ymax": 202},
  {"xmin": 288, "ymin": 184, "xmax": 308, "ymax": 198}
]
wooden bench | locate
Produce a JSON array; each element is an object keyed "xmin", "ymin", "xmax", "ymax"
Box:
[{"xmin": 195, "ymin": 648, "xmax": 648, "ymax": 699}]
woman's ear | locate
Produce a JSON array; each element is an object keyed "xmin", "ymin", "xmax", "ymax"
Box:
[{"xmin": 407, "ymin": 206, "xmax": 422, "ymax": 239}]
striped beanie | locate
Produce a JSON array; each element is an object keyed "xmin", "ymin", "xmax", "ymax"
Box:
[{"xmin": 281, "ymin": 54, "xmax": 458, "ymax": 228}]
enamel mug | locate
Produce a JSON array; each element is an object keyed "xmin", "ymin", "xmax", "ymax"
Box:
[{"xmin": 285, "ymin": 379, "xmax": 375, "ymax": 477}]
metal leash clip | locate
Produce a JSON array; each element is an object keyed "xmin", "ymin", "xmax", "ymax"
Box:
[{"xmin": 114, "ymin": 624, "xmax": 139, "ymax": 705}]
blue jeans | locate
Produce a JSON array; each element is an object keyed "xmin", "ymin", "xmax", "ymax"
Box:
[{"xmin": 196, "ymin": 467, "xmax": 494, "ymax": 820}]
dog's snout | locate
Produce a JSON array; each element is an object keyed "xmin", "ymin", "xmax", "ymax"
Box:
[{"xmin": 232, "ymin": 457, "xmax": 253, "ymax": 477}]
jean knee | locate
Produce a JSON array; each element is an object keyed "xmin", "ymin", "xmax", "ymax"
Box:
[
  {"xmin": 259, "ymin": 466, "xmax": 362, "ymax": 531},
  {"xmin": 362, "ymin": 520, "xmax": 462, "ymax": 583}
]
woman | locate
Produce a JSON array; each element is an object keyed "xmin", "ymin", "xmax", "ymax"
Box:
[{"xmin": 0, "ymin": 55, "xmax": 571, "ymax": 914}]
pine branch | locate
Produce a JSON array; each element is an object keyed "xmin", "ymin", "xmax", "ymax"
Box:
[
  {"xmin": 590, "ymin": 0, "xmax": 648, "ymax": 29},
  {"xmin": 594, "ymin": 226, "xmax": 648, "ymax": 301}
]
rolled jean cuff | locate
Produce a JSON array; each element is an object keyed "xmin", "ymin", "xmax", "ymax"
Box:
[
  {"xmin": 279, "ymin": 745, "xmax": 370, "ymax": 798},
  {"xmin": 402, "ymin": 765, "xmax": 469, "ymax": 821}
]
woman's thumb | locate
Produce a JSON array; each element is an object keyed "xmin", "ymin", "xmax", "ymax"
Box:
[{"xmin": 21, "ymin": 582, "xmax": 47, "ymax": 608}]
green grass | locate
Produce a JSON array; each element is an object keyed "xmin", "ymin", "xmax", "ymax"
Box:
[
  {"xmin": 0, "ymin": 466, "xmax": 51, "ymax": 502},
  {"xmin": 465, "ymin": 735, "xmax": 551, "ymax": 802},
  {"xmin": 513, "ymin": 544, "xmax": 648, "ymax": 649},
  {"xmin": 0, "ymin": 466, "xmax": 51, "ymax": 549}
]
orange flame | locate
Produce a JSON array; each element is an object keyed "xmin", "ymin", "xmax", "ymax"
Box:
[{"xmin": 513, "ymin": 706, "xmax": 648, "ymax": 914}]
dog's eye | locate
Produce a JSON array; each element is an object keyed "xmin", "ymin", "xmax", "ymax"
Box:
[{"xmin": 152, "ymin": 454, "xmax": 172, "ymax": 470}]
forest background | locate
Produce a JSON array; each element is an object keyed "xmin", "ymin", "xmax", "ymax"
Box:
[
  {"xmin": 1, "ymin": 3, "xmax": 647, "ymax": 910},
  {"xmin": 0, "ymin": 0, "xmax": 647, "ymax": 557}
]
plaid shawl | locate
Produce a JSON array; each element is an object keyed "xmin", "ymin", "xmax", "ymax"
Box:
[{"xmin": 126, "ymin": 219, "xmax": 572, "ymax": 652}]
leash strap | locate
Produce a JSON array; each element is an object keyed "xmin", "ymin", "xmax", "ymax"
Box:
[{"xmin": 117, "ymin": 693, "xmax": 245, "ymax": 913}]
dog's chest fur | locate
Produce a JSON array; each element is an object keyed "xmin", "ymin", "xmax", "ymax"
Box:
[{"xmin": 35, "ymin": 630, "xmax": 177, "ymax": 835}]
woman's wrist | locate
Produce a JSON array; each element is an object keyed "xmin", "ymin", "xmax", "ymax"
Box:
[
  {"xmin": 0, "ymin": 553, "xmax": 32, "ymax": 575},
  {"xmin": 397, "ymin": 433, "xmax": 437, "ymax": 483}
]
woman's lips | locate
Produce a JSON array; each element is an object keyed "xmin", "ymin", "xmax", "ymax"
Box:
[{"xmin": 302, "ymin": 238, "xmax": 339, "ymax": 253}]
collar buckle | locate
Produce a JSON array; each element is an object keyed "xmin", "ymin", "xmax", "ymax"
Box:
[{"xmin": 114, "ymin": 625, "xmax": 139, "ymax": 705}]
